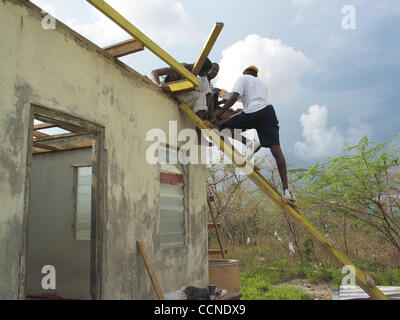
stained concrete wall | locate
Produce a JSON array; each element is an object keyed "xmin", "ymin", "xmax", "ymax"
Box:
[
  {"xmin": 0, "ymin": 0, "xmax": 208, "ymax": 299},
  {"xmin": 27, "ymin": 148, "xmax": 92, "ymax": 300}
]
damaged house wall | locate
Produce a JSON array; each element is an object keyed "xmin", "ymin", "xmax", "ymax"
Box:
[{"xmin": 0, "ymin": 0, "xmax": 208, "ymax": 299}]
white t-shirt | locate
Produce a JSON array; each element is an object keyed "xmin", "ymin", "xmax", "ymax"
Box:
[
  {"xmin": 198, "ymin": 76, "xmax": 211, "ymax": 95},
  {"xmin": 232, "ymin": 75, "xmax": 269, "ymax": 113}
]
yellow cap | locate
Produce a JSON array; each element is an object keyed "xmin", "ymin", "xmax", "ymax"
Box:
[{"xmin": 245, "ymin": 66, "xmax": 259, "ymax": 74}]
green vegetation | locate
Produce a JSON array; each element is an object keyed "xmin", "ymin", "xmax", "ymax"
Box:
[
  {"xmin": 208, "ymin": 134, "xmax": 400, "ymax": 300},
  {"xmin": 240, "ymin": 273, "xmax": 310, "ymax": 300}
]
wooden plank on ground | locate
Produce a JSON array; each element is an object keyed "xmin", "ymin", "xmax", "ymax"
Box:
[{"xmin": 137, "ymin": 240, "xmax": 165, "ymax": 300}]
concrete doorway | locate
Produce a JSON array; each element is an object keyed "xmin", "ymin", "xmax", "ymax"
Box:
[{"xmin": 22, "ymin": 105, "xmax": 105, "ymax": 300}]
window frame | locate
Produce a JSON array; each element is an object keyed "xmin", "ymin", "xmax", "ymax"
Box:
[
  {"xmin": 72, "ymin": 163, "xmax": 93, "ymax": 241},
  {"xmin": 158, "ymin": 143, "xmax": 189, "ymax": 247}
]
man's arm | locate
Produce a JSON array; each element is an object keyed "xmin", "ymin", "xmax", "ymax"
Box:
[
  {"xmin": 151, "ymin": 67, "xmax": 176, "ymax": 85},
  {"xmin": 210, "ymin": 92, "xmax": 240, "ymax": 125}
]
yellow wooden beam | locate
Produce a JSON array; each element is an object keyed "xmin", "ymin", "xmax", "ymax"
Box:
[
  {"xmin": 87, "ymin": 0, "xmax": 199, "ymax": 87},
  {"xmin": 166, "ymin": 80, "xmax": 195, "ymax": 93},
  {"xmin": 168, "ymin": 23, "xmax": 224, "ymax": 93},
  {"xmin": 192, "ymin": 22, "xmax": 224, "ymax": 76},
  {"xmin": 178, "ymin": 103, "xmax": 389, "ymax": 300}
]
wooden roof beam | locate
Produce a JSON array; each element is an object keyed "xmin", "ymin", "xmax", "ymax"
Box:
[
  {"xmin": 33, "ymin": 123, "xmax": 57, "ymax": 130},
  {"xmin": 87, "ymin": 0, "xmax": 199, "ymax": 87},
  {"xmin": 34, "ymin": 114, "xmax": 89, "ymax": 134},
  {"xmin": 166, "ymin": 23, "xmax": 224, "ymax": 93},
  {"xmin": 103, "ymin": 38, "xmax": 145, "ymax": 58},
  {"xmin": 32, "ymin": 141, "xmax": 94, "ymax": 154},
  {"xmin": 33, "ymin": 142, "xmax": 63, "ymax": 151},
  {"xmin": 33, "ymin": 131, "xmax": 50, "ymax": 138},
  {"xmin": 34, "ymin": 132, "xmax": 90, "ymax": 142},
  {"xmin": 192, "ymin": 22, "xmax": 224, "ymax": 77}
]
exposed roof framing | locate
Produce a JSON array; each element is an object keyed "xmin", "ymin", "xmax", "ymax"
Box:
[
  {"xmin": 32, "ymin": 116, "xmax": 93, "ymax": 155},
  {"xmin": 33, "ymin": 123, "xmax": 57, "ymax": 130},
  {"xmin": 86, "ymin": 0, "xmax": 223, "ymax": 93},
  {"xmin": 33, "ymin": 141, "xmax": 93, "ymax": 154}
]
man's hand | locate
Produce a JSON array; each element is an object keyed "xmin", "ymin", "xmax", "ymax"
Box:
[{"xmin": 213, "ymin": 88, "xmax": 221, "ymax": 95}]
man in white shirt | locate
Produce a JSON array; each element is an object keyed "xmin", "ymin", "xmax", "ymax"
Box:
[{"xmin": 211, "ymin": 66, "xmax": 296, "ymax": 202}]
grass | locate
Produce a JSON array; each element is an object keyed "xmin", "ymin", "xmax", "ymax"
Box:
[
  {"xmin": 240, "ymin": 272, "xmax": 311, "ymax": 300},
  {"xmin": 215, "ymin": 244, "xmax": 400, "ymax": 300}
]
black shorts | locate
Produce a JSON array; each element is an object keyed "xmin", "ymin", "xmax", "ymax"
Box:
[{"xmin": 230, "ymin": 105, "xmax": 280, "ymax": 148}]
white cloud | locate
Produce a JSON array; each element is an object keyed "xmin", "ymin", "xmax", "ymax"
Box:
[
  {"xmin": 294, "ymin": 105, "xmax": 370, "ymax": 160},
  {"xmin": 32, "ymin": 0, "xmax": 199, "ymax": 48},
  {"xmin": 215, "ymin": 34, "xmax": 312, "ymax": 105}
]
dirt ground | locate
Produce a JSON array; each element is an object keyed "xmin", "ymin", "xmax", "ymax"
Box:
[{"xmin": 281, "ymin": 279, "xmax": 333, "ymax": 300}]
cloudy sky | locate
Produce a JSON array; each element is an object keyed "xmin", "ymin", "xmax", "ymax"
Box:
[{"xmin": 30, "ymin": 0, "xmax": 400, "ymax": 167}]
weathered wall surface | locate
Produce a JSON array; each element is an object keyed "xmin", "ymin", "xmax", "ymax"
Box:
[
  {"xmin": 27, "ymin": 148, "xmax": 92, "ymax": 300},
  {"xmin": 0, "ymin": 0, "xmax": 208, "ymax": 299}
]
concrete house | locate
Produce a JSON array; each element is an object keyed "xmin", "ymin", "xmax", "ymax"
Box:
[{"xmin": 0, "ymin": 0, "xmax": 208, "ymax": 300}]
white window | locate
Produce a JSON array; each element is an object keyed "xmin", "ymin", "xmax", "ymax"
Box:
[
  {"xmin": 159, "ymin": 145, "xmax": 188, "ymax": 246},
  {"xmin": 73, "ymin": 165, "xmax": 92, "ymax": 240}
]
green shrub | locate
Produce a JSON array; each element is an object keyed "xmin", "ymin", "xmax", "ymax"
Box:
[{"xmin": 373, "ymin": 269, "xmax": 400, "ymax": 286}]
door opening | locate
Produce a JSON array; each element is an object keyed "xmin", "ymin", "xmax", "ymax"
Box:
[{"xmin": 22, "ymin": 105, "xmax": 104, "ymax": 300}]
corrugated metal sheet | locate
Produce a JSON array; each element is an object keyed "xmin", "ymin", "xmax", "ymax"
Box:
[{"xmin": 332, "ymin": 286, "xmax": 400, "ymax": 300}]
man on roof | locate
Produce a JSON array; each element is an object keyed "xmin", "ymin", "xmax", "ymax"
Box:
[
  {"xmin": 151, "ymin": 58, "xmax": 214, "ymax": 145},
  {"xmin": 210, "ymin": 66, "xmax": 296, "ymax": 203}
]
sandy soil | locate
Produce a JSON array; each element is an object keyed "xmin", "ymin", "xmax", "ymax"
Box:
[{"xmin": 280, "ymin": 279, "xmax": 333, "ymax": 300}]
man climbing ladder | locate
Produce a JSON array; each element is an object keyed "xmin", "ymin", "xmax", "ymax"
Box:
[{"xmin": 211, "ymin": 66, "xmax": 296, "ymax": 203}]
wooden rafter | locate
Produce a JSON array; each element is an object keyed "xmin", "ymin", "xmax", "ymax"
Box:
[
  {"xmin": 34, "ymin": 114, "xmax": 88, "ymax": 134},
  {"xmin": 34, "ymin": 132, "xmax": 88, "ymax": 142},
  {"xmin": 33, "ymin": 141, "xmax": 94, "ymax": 154},
  {"xmin": 33, "ymin": 142, "xmax": 63, "ymax": 151},
  {"xmin": 87, "ymin": 0, "xmax": 199, "ymax": 87},
  {"xmin": 33, "ymin": 123, "xmax": 56, "ymax": 130},
  {"xmin": 166, "ymin": 22, "xmax": 224, "ymax": 93},
  {"xmin": 192, "ymin": 22, "xmax": 224, "ymax": 76},
  {"xmin": 33, "ymin": 131, "xmax": 50, "ymax": 138},
  {"xmin": 103, "ymin": 38, "xmax": 145, "ymax": 58}
]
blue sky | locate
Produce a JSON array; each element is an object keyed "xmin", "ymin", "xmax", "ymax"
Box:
[{"xmin": 30, "ymin": 0, "xmax": 400, "ymax": 167}]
